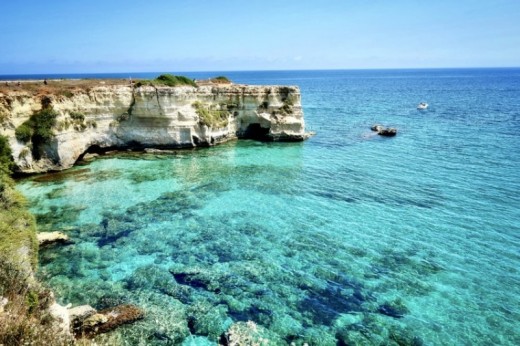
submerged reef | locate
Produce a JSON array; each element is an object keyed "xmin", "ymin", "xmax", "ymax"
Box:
[{"xmin": 33, "ymin": 171, "xmax": 442, "ymax": 345}]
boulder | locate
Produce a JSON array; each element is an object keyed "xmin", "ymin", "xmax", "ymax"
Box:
[
  {"xmin": 37, "ymin": 231, "xmax": 70, "ymax": 246},
  {"xmin": 68, "ymin": 304, "xmax": 96, "ymax": 326},
  {"xmin": 378, "ymin": 128, "xmax": 397, "ymax": 137},
  {"xmin": 83, "ymin": 313, "xmax": 108, "ymax": 328},
  {"xmin": 48, "ymin": 302, "xmax": 71, "ymax": 334},
  {"xmin": 82, "ymin": 153, "xmax": 99, "ymax": 160},
  {"xmin": 0, "ymin": 297, "xmax": 8, "ymax": 313},
  {"xmin": 371, "ymin": 124, "xmax": 384, "ymax": 132},
  {"xmin": 370, "ymin": 124, "xmax": 397, "ymax": 137}
]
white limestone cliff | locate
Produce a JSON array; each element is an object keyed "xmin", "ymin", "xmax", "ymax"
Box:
[{"xmin": 0, "ymin": 83, "xmax": 308, "ymax": 173}]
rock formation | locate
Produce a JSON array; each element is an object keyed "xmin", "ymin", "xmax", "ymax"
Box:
[
  {"xmin": 37, "ymin": 231, "xmax": 70, "ymax": 246},
  {"xmin": 72, "ymin": 304, "xmax": 145, "ymax": 338},
  {"xmin": 371, "ymin": 124, "xmax": 397, "ymax": 137},
  {"xmin": 0, "ymin": 82, "xmax": 309, "ymax": 173}
]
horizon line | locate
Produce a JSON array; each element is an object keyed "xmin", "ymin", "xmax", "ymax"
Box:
[{"xmin": 1, "ymin": 66, "xmax": 519, "ymax": 77}]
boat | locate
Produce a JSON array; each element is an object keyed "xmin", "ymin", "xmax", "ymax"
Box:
[{"xmin": 417, "ymin": 102, "xmax": 428, "ymax": 110}]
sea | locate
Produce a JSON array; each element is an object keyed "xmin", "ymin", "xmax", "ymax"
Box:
[{"xmin": 13, "ymin": 69, "xmax": 520, "ymax": 345}]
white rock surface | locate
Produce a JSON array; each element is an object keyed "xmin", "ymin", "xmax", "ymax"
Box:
[
  {"xmin": 37, "ymin": 231, "xmax": 69, "ymax": 245},
  {"xmin": 68, "ymin": 304, "xmax": 97, "ymax": 324},
  {"xmin": 48, "ymin": 302, "xmax": 71, "ymax": 334}
]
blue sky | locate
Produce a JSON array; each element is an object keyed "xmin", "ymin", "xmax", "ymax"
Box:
[{"xmin": 1, "ymin": 0, "xmax": 519, "ymax": 73}]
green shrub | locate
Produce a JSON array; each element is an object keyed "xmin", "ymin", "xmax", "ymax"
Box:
[
  {"xmin": 0, "ymin": 135, "xmax": 14, "ymax": 175},
  {"xmin": 211, "ymin": 76, "xmax": 231, "ymax": 84},
  {"xmin": 155, "ymin": 74, "xmax": 197, "ymax": 87},
  {"xmin": 31, "ymin": 108, "xmax": 58, "ymax": 151},
  {"xmin": 15, "ymin": 123, "xmax": 33, "ymax": 143},
  {"xmin": 69, "ymin": 111, "xmax": 85, "ymax": 122},
  {"xmin": 14, "ymin": 108, "xmax": 58, "ymax": 159},
  {"xmin": 134, "ymin": 80, "xmax": 152, "ymax": 87},
  {"xmin": 192, "ymin": 101, "xmax": 229, "ymax": 128}
]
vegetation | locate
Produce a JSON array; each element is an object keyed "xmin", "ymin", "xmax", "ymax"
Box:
[
  {"xmin": 192, "ymin": 101, "xmax": 230, "ymax": 128},
  {"xmin": 0, "ymin": 256, "xmax": 73, "ymax": 346},
  {"xmin": 15, "ymin": 107, "xmax": 58, "ymax": 158},
  {"xmin": 0, "ymin": 135, "xmax": 38, "ymax": 267},
  {"xmin": 15, "ymin": 123, "xmax": 33, "ymax": 143},
  {"xmin": 135, "ymin": 74, "xmax": 197, "ymax": 88},
  {"xmin": 0, "ymin": 136, "xmax": 14, "ymax": 176},
  {"xmin": 210, "ymin": 76, "xmax": 231, "ymax": 84},
  {"xmin": 156, "ymin": 74, "xmax": 196, "ymax": 87},
  {"xmin": 0, "ymin": 135, "xmax": 74, "ymax": 345},
  {"xmin": 69, "ymin": 111, "xmax": 85, "ymax": 122}
]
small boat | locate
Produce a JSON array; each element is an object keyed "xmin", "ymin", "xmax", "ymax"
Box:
[{"xmin": 417, "ymin": 102, "xmax": 428, "ymax": 110}]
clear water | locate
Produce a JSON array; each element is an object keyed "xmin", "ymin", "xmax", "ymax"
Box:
[{"xmin": 17, "ymin": 69, "xmax": 520, "ymax": 345}]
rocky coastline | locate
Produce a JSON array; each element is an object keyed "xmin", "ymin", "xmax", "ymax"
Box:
[
  {"xmin": 0, "ymin": 79, "xmax": 309, "ymax": 174},
  {"xmin": 0, "ymin": 77, "xmax": 310, "ymax": 344}
]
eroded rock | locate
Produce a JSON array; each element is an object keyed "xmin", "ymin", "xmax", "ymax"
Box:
[
  {"xmin": 76, "ymin": 304, "xmax": 145, "ymax": 338},
  {"xmin": 378, "ymin": 128, "xmax": 397, "ymax": 137},
  {"xmin": 370, "ymin": 124, "xmax": 397, "ymax": 137},
  {"xmin": 37, "ymin": 231, "xmax": 70, "ymax": 246},
  {"xmin": 68, "ymin": 304, "xmax": 96, "ymax": 326},
  {"xmin": 0, "ymin": 83, "xmax": 310, "ymax": 173}
]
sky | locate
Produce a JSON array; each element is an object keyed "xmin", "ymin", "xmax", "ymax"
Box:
[{"xmin": 0, "ymin": 0, "xmax": 519, "ymax": 74}]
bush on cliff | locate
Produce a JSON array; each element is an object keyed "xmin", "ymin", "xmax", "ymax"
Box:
[
  {"xmin": 0, "ymin": 135, "xmax": 14, "ymax": 176},
  {"xmin": 192, "ymin": 101, "xmax": 229, "ymax": 128},
  {"xmin": 15, "ymin": 123, "xmax": 33, "ymax": 143},
  {"xmin": 210, "ymin": 76, "xmax": 231, "ymax": 84},
  {"xmin": 155, "ymin": 74, "xmax": 197, "ymax": 87},
  {"xmin": 15, "ymin": 108, "xmax": 58, "ymax": 144},
  {"xmin": 134, "ymin": 74, "xmax": 197, "ymax": 88},
  {"xmin": 14, "ymin": 107, "xmax": 58, "ymax": 159}
]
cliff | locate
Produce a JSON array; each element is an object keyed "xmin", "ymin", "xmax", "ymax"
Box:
[{"xmin": 0, "ymin": 80, "xmax": 308, "ymax": 173}]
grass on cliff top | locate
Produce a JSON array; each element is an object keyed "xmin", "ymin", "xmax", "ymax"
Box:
[
  {"xmin": 135, "ymin": 74, "xmax": 197, "ymax": 88},
  {"xmin": 210, "ymin": 76, "xmax": 231, "ymax": 84},
  {"xmin": 0, "ymin": 79, "xmax": 131, "ymax": 97}
]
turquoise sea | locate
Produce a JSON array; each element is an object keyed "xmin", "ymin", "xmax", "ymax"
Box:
[{"xmin": 16, "ymin": 69, "xmax": 520, "ymax": 345}]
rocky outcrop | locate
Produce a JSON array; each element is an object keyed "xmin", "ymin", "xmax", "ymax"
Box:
[
  {"xmin": 72, "ymin": 304, "xmax": 144, "ymax": 338},
  {"xmin": 371, "ymin": 124, "xmax": 397, "ymax": 137},
  {"xmin": 0, "ymin": 82, "xmax": 309, "ymax": 173},
  {"xmin": 37, "ymin": 231, "xmax": 70, "ymax": 246}
]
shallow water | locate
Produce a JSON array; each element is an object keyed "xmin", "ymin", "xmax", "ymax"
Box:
[{"xmin": 18, "ymin": 69, "xmax": 520, "ymax": 345}]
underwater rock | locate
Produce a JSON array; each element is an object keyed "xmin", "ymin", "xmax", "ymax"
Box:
[
  {"xmin": 299, "ymin": 278, "xmax": 367, "ymax": 324},
  {"xmin": 377, "ymin": 298, "xmax": 410, "ymax": 318},
  {"xmin": 144, "ymin": 148, "xmax": 178, "ymax": 154},
  {"xmin": 82, "ymin": 153, "xmax": 99, "ymax": 160},
  {"xmin": 37, "ymin": 231, "xmax": 70, "ymax": 246},
  {"xmin": 223, "ymin": 321, "xmax": 282, "ymax": 346},
  {"xmin": 75, "ymin": 304, "xmax": 144, "ymax": 337},
  {"xmin": 388, "ymin": 326, "xmax": 424, "ymax": 346},
  {"xmin": 83, "ymin": 313, "xmax": 108, "ymax": 328}
]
